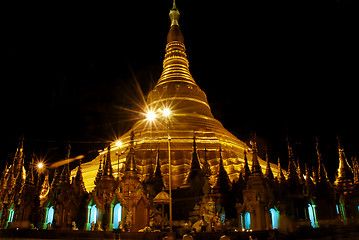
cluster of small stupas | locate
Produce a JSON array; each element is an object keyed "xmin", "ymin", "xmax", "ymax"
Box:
[{"xmin": 1, "ymin": 2, "xmax": 359, "ymax": 233}]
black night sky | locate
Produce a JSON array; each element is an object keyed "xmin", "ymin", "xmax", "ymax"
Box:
[{"xmin": 1, "ymin": 1, "xmax": 358, "ymax": 180}]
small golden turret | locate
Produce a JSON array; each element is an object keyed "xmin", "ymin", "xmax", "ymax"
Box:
[{"xmin": 334, "ymin": 137, "xmax": 353, "ymax": 195}]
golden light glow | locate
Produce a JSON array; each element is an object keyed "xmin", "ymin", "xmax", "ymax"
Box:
[
  {"xmin": 115, "ymin": 140, "xmax": 123, "ymax": 147},
  {"xmin": 145, "ymin": 110, "xmax": 157, "ymax": 121},
  {"xmin": 37, "ymin": 162, "xmax": 44, "ymax": 169},
  {"xmin": 161, "ymin": 108, "xmax": 171, "ymax": 117}
]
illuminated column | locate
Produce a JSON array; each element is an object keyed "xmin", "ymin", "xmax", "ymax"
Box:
[
  {"xmin": 86, "ymin": 205, "xmax": 91, "ymax": 230},
  {"xmin": 108, "ymin": 204, "xmax": 114, "ymax": 231},
  {"xmin": 308, "ymin": 204, "xmax": 319, "ymax": 228},
  {"xmin": 244, "ymin": 212, "xmax": 251, "ymax": 230},
  {"xmin": 43, "ymin": 207, "xmax": 49, "ymax": 229}
]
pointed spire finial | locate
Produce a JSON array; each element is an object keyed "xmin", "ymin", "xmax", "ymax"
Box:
[
  {"xmin": 13, "ymin": 135, "xmax": 25, "ymax": 177},
  {"xmin": 250, "ymin": 132, "xmax": 262, "ymax": 175},
  {"xmin": 190, "ymin": 134, "xmax": 201, "ymax": 170},
  {"xmin": 154, "ymin": 149, "xmax": 162, "ymax": 177},
  {"xmin": 316, "ymin": 137, "xmax": 322, "ymax": 167},
  {"xmin": 316, "ymin": 137, "xmax": 328, "ymax": 182},
  {"xmin": 125, "ymin": 131, "xmax": 137, "ymax": 172},
  {"xmin": 296, "ymin": 157, "xmax": 304, "ymax": 182},
  {"xmin": 213, "ymin": 147, "xmax": 231, "ymax": 191},
  {"xmin": 315, "ymin": 137, "xmax": 322, "ymax": 172},
  {"xmin": 17, "ymin": 135, "xmax": 24, "ymax": 155},
  {"xmin": 242, "ymin": 149, "xmax": 251, "ymax": 181},
  {"xmin": 312, "ymin": 165, "xmax": 318, "ymax": 184},
  {"xmin": 103, "ymin": 144, "xmax": 114, "ymax": 176},
  {"xmin": 75, "ymin": 158, "xmax": 86, "ymax": 193},
  {"xmin": 186, "ymin": 134, "xmax": 204, "ymax": 185},
  {"xmin": 169, "ymin": 0, "xmax": 180, "ymax": 26},
  {"xmin": 166, "ymin": 0, "xmax": 184, "ymax": 44},
  {"xmin": 286, "ymin": 136, "xmax": 298, "ymax": 179},
  {"xmin": 66, "ymin": 142, "xmax": 71, "ymax": 159},
  {"xmin": 65, "ymin": 141, "xmax": 71, "ymax": 178}
]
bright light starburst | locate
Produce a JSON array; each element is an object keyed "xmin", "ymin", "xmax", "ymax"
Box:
[
  {"xmin": 115, "ymin": 140, "xmax": 123, "ymax": 147},
  {"xmin": 37, "ymin": 162, "xmax": 44, "ymax": 169},
  {"xmin": 146, "ymin": 110, "xmax": 157, "ymax": 121},
  {"xmin": 162, "ymin": 108, "xmax": 171, "ymax": 117}
]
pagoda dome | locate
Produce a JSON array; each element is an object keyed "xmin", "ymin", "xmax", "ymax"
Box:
[{"xmin": 76, "ymin": 4, "xmax": 281, "ymax": 192}]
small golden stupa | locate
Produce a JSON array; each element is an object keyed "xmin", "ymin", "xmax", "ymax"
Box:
[{"xmin": 76, "ymin": 3, "xmax": 280, "ymax": 192}]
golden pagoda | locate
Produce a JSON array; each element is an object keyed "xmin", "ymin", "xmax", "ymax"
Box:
[
  {"xmin": 4, "ymin": 3, "xmax": 359, "ymax": 233},
  {"xmin": 75, "ymin": 3, "xmax": 280, "ymax": 192}
]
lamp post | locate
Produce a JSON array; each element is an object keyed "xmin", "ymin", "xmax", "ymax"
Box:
[
  {"xmin": 115, "ymin": 140, "xmax": 123, "ymax": 180},
  {"xmin": 165, "ymin": 113, "xmax": 173, "ymax": 234},
  {"xmin": 145, "ymin": 107, "xmax": 173, "ymax": 233}
]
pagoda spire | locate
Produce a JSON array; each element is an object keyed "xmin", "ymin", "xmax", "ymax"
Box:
[
  {"xmin": 186, "ymin": 135, "xmax": 204, "ymax": 183},
  {"xmin": 316, "ymin": 138, "xmax": 329, "ymax": 182},
  {"xmin": 74, "ymin": 159, "xmax": 86, "ymax": 193},
  {"xmin": 13, "ymin": 135, "xmax": 25, "ymax": 178},
  {"xmin": 64, "ymin": 143, "xmax": 71, "ymax": 182},
  {"xmin": 150, "ymin": 0, "xmax": 201, "ymax": 93},
  {"xmin": 242, "ymin": 149, "xmax": 251, "ymax": 181},
  {"xmin": 335, "ymin": 137, "xmax": 353, "ymax": 180},
  {"xmin": 169, "ymin": 0, "xmax": 180, "ymax": 27},
  {"xmin": 213, "ymin": 148, "xmax": 231, "ymax": 191},
  {"xmin": 60, "ymin": 143, "xmax": 71, "ymax": 183},
  {"xmin": 25, "ymin": 153, "xmax": 35, "ymax": 185},
  {"xmin": 103, "ymin": 144, "xmax": 114, "ymax": 176},
  {"xmin": 334, "ymin": 137, "xmax": 353, "ymax": 193},
  {"xmin": 50, "ymin": 169, "xmax": 60, "ymax": 189},
  {"xmin": 312, "ymin": 165, "xmax": 318, "ymax": 184},
  {"xmin": 125, "ymin": 131, "xmax": 137, "ymax": 172},
  {"xmin": 154, "ymin": 149, "xmax": 162, "ymax": 178},
  {"xmin": 167, "ymin": 0, "xmax": 183, "ymax": 43},
  {"xmin": 60, "ymin": 165, "xmax": 70, "ymax": 184},
  {"xmin": 190, "ymin": 135, "xmax": 201, "ymax": 171},
  {"xmin": 296, "ymin": 157, "xmax": 304, "ymax": 182},
  {"xmin": 151, "ymin": 148, "xmax": 164, "ymax": 194},
  {"xmin": 66, "ymin": 141, "xmax": 71, "ymax": 159},
  {"xmin": 352, "ymin": 157, "xmax": 359, "ymax": 185},
  {"xmin": 147, "ymin": 0, "xmax": 214, "ymax": 122},
  {"xmin": 15, "ymin": 135, "xmax": 24, "ymax": 159},
  {"xmin": 251, "ymin": 133, "xmax": 262, "ymax": 176},
  {"xmin": 286, "ymin": 137, "xmax": 298, "ymax": 179}
]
